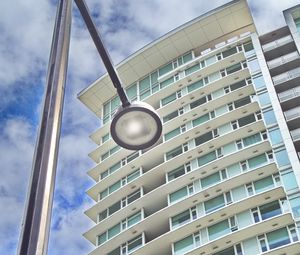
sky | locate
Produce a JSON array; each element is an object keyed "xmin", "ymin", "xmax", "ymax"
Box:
[{"xmin": 0, "ymin": 0, "xmax": 299, "ymax": 254}]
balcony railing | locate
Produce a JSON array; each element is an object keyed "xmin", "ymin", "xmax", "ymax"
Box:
[
  {"xmin": 284, "ymin": 106, "xmax": 300, "ymax": 121},
  {"xmin": 273, "ymin": 67, "xmax": 300, "ymax": 85},
  {"xmin": 278, "ymin": 86, "xmax": 300, "ymax": 102},
  {"xmin": 262, "ymin": 35, "xmax": 293, "ymax": 52},
  {"xmin": 267, "ymin": 51, "xmax": 300, "ymax": 69},
  {"xmin": 291, "ymin": 128, "xmax": 300, "ymax": 141}
]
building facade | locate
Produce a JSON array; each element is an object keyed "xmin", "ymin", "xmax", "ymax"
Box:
[{"xmin": 78, "ymin": 1, "xmax": 300, "ymax": 254}]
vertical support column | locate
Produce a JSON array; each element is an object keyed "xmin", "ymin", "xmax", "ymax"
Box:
[{"xmin": 17, "ymin": 0, "xmax": 72, "ymax": 254}]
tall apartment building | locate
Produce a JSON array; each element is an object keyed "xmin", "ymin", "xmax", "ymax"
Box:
[{"xmin": 78, "ymin": 0, "xmax": 300, "ymax": 254}]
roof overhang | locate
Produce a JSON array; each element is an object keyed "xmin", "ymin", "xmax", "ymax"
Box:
[{"xmin": 78, "ymin": 0, "xmax": 256, "ymax": 117}]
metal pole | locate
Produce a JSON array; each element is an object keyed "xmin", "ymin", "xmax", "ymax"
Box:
[
  {"xmin": 74, "ymin": 0, "xmax": 130, "ymax": 107},
  {"xmin": 17, "ymin": 0, "xmax": 72, "ymax": 254}
]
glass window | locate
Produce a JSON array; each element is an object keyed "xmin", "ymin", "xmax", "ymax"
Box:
[
  {"xmin": 213, "ymin": 246, "xmax": 235, "ymax": 255},
  {"xmin": 108, "ymin": 247, "xmax": 120, "ymax": 255},
  {"xmin": 230, "ymin": 79, "xmax": 246, "ymax": 91},
  {"xmin": 252, "ymin": 75, "xmax": 266, "ymax": 90},
  {"xmin": 160, "ymin": 76, "xmax": 174, "ymax": 89},
  {"xmin": 243, "ymin": 133, "xmax": 261, "ymax": 147},
  {"xmin": 209, "ymin": 71, "xmax": 221, "ymax": 83},
  {"xmin": 281, "ymin": 171, "xmax": 298, "ymax": 191},
  {"xmin": 248, "ymin": 59, "xmax": 260, "ymax": 73},
  {"xmin": 190, "ymin": 96, "xmax": 207, "ymax": 109},
  {"xmin": 204, "ymin": 195, "xmax": 225, "ymax": 213},
  {"xmin": 110, "ymin": 161, "xmax": 121, "ymax": 174},
  {"xmin": 98, "ymin": 233, "xmax": 107, "ymax": 245},
  {"xmin": 187, "ymin": 79, "xmax": 204, "ymax": 92},
  {"xmin": 101, "ymin": 152, "xmax": 109, "ymax": 161},
  {"xmin": 290, "ymin": 196, "xmax": 300, "ymax": 218},
  {"xmin": 198, "ymin": 151, "xmax": 217, "ymax": 167},
  {"xmin": 126, "ymin": 84, "xmax": 137, "ymax": 100},
  {"xmin": 108, "ymin": 223, "xmax": 121, "ymax": 239},
  {"xmin": 226, "ymin": 63, "xmax": 242, "ymax": 75},
  {"xmin": 139, "ymin": 76, "xmax": 150, "ymax": 92},
  {"xmin": 234, "ymin": 96, "xmax": 251, "ymax": 108},
  {"xmin": 223, "ymin": 142, "xmax": 236, "ymax": 155},
  {"xmin": 127, "ymin": 235, "xmax": 143, "ymax": 253},
  {"xmin": 192, "ymin": 113, "xmax": 209, "ymax": 127},
  {"xmin": 109, "ymin": 201, "xmax": 121, "ymax": 215},
  {"xmin": 205, "ymin": 55, "xmax": 217, "ymax": 65},
  {"xmin": 268, "ymin": 128, "xmax": 283, "ymax": 145},
  {"xmin": 161, "ymin": 93, "xmax": 177, "ymax": 106},
  {"xmin": 103, "ymin": 102, "xmax": 110, "ymax": 116},
  {"xmin": 208, "ymin": 220, "xmax": 230, "ymax": 240},
  {"xmin": 218, "ymin": 122, "xmax": 232, "ymax": 135},
  {"xmin": 260, "ymin": 201, "xmax": 281, "ymax": 220},
  {"xmin": 128, "ymin": 211, "xmax": 142, "ymax": 227},
  {"xmin": 263, "ymin": 110, "xmax": 277, "ymax": 126},
  {"xmin": 174, "ymin": 235, "xmax": 194, "ymax": 255},
  {"xmin": 168, "ymin": 165, "xmax": 186, "ymax": 181},
  {"xmin": 172, "ymin": 209, "xmax": 191, "ymax": 228},
  {"xmin": 238, "ymin": 114, "xmax": 256, "ymax": 127},
  {"xmin": 222, "ymin": 47, "xmax": 237, "ymax": 58},
  {"xmin": 127, "ymin": 169, "xmax": 141, "ymax": 183},
  {"xmin": 166, "ymin": 146, "xmax": 183, "ymax": 160},
  {"xmin": 258, "ymin": 92, "xmax": 271, "ymax": 107},
  {"xmin": 159, "ymin": 62, "xmax": 173, "ymax": 76},
  {"xmin": 248, "ymin": 154, "xmax": 267, "ymax": 169},
  {"xmin": 151, "ymin": 71, "xmax": 158, "ymax": 85},
  {"xmin": 111, "ymin": 96, "xmax": 120, "ymax": 112},
  {"xmin": 201, "ymin": 172, "xmax": 221, "ymax": 188},
  {"xmin": 185, "ymin": 63, "xmax": 200, "ymax": 76},
  {"xmin": 215, "ymin": 105, "xmax": 228, "ymax": 116},
  {"xmin": 212, "ymin": 88, "xmax": 224, "ymax": 99},
  {"xmin": 275, "ymin": 149, "xmax": 290, "ymax": 167},
  {"xmin": 109, "ymin": 181, "xmax": 121, "ymax": 194},
  {"xmin": 267, "ymin": 227, "xmax": 290, "ymax": 250},
  {"xmin": 102, "ymin": 133, "xmax": 110, "ymax": 143},
  {"xmin": 244, "ymin": 42, "xmax": 255, "ymax": 57},
  {"xmin": 183, "ymin": 52, "xmax": 193, "ymax": 63},
  {"xmin": 170, "ymin": 187, "xmax": 188, "ymax": 203},
  {"xmin": 254, "ymin": 176, "xmax": 274, "ymax": 193},
  {"xmin": 165, "ymin": 127, "xmax": 181, "ymax": 141},
  {"xmin": 195, "ymin": 131, "xmax": 213, "ymax": 146},
  {"xmin": 163, "ymin": 110, "xmax": 179, "ymax": 123}
]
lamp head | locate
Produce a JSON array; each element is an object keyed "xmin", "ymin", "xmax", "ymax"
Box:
[{"xmin": 110, "ymin": 101, "xmax": 162, "ymax": 150}]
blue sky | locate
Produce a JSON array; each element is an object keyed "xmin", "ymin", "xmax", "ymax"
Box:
[{"xmin": 1, "ymin": 0, "xmax": 300, "ymax": 254}]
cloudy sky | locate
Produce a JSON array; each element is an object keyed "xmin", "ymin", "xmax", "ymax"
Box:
[{"xmin": 0, "ymin": 0, "xmax": 299, "ymax": 254}]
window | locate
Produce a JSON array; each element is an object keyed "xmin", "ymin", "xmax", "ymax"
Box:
[
  {"xmin": 290, "ymin": 196, "xmax": 300, "ymax": 218},
  {"xmin": 281, "ymin": 170, "xmax": 298, "ymax": 191},
  {"xmin": 206, "ymin": 55, "xmax": 217, "ymax": 65},
  {"xmin": 198, "ymin": 151, "xmax": 217, "ymax": 167},
  {"xmin": 242, "ymin": 133, "xmax": 261, "ymax": 147},
  {"xmin": 268, "ymin": 128, "xmax": 283, "ymax": 145},
  {"xmin": 163, "ymin": 109, "xmax": 179, "ymax": 123},
  {"xmin": 248, "ymin": 154, "xmax": 267, "ymax": 169},
  {"xmin": 166, "ymin": 145, "xmax": 183, "ymax": 160},
  {"xmin": 222, "ymin": 47, "xmax": 237, "ymax": 58},
  {"xmin": 208, "ymin": 219, "xmax": 230, "ymax": 240},
  {"xmin": 159, "ymin": 62, "xmax": 173, "ymax": 76},
  {"xmin": 234, "ymin": 96, "xmax": 251, "ymax": 108},
  {"xmin": 127, "ymin": 235, "xmax": 143, "ymax": 253},
  {"xmin": 102, "ymin": 133, "xmax": 110, "ymax": 143},
  {"xmin": 195, "ymin": 131, "xmax": 213, "ymax": 146},
  {"xmin": 185, "ymin": 63, "xmax": 200, "ymax": 76},
  {"xmin": 248, "ymin": 58, "xmax": 260, "ymax": 73},
  {"xmin": 238, "ymin": 114, "xmax": 256, "ymax": 127},
  {"xmin": 172, "ymin": 209, "xmax": 191, "ymax": 228},
  {"xmin": 260, "ymin": 201, "xmax": 281, "ymax": 220},
  {"xmin": 258, "ymin": 92, "xmax": 271, "ymax": 107},
  {"xmin": 201, "ymin": 172, "xmax": 221, "ymax": 188},
  {"xmin": 169, "ymin": 186, "xmax": 188, "ymax": 204},
  {"xmin": 243, "ymin": 42, "xmax": 255, "ymax": 57},
  {"xmin": 230, "ymin": 79, "xmax": 246, "ymax": 91},
  {"xmin": 204, "ymin": 195, "xmax": 225, "ymax": 213},
  {"xmin": 190, "ymin": 96, "xmax": 207, "ymax": 109},
  {"xmin": 253, "ymin": 176, "xmax": 274, "ymax": 193},
  {"xmin": 226, "ymin": 63, "xmax": 242, "ymax": 75},
  {"xmin": 275, "ymin": 149, "xmax": 290, "ymax": 167},
  {"xmin": 174, "ymin": 235, "xmax": 194, "ymax": 255},
  {"xmin": 263, "ymin": 109, "xmax": 277, "ymax": 126},
  {"xmin": 160, "ymin": 76, "xmax": 174, "ymax": 89},
  {"xmin": 164, "ymin": 127, "xmax": 181, "ymax": 141},
  {"xmin": 168, "ymin": 165, "xmax": 186, "ymax": 181},
  {"xmin": 252, "ymin": 75, "xmax": 266, "ymax": 90},
  {"xmin": 187, "ymin": 79, "xmax": 204, "ymax": 92},
  {"xmin": 192, "ymin": 113, "xmax": 210, "ymax": 127},
  {"xmin": 267, "ymin": 227, "xmax": 290, "ymax": 250},
  {"xmin": 161, "ymin": 92, "xmax": 177, "ymax": 106}
]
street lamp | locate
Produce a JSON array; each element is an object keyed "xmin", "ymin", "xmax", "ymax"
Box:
[{"xmin": 17, "ymin": 0, "xmax": 162, "ymax": 254}]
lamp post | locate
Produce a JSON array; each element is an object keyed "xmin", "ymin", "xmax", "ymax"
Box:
[{"xmin": 17, "ymin": 0, "xmax": 162, "ymax": 254}]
